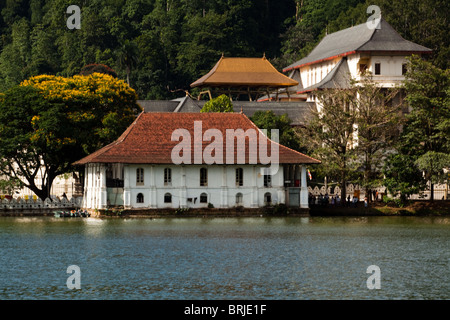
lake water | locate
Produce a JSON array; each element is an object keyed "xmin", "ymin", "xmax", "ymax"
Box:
[{"xmin": 0, "ymin": 216, "xmax": 449, "ymax": 300}]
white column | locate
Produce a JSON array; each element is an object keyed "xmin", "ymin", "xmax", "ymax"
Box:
[
  {"xmin": 123, "ymin": 165, "xmax": 131, "ymax": 209},
  {"xmin": 300, "ymin": 165, "xmax": 309, "ymax": 208},
  {"xmin": 83, "ymin": 164, "xmax": 90, "ymax": 208},
  {"xmin": 149, "ymin": 165, "xmax": 157, "ymax": 208},
  {"xmin": 179, "ymin": 165, "xmax": 187, "ymax": 208},
  {"xmin": 278, "ymin": 165, "xmax": 285, "ymax": 204},
  {"xmin": 99, "ymin": 164, "xmax": 107, "ymax": 209},
  {"xmin": 220, "ymin": 166, "xmax": 228, "ymax": 208},
  {"xmin": 251, "ymin": 166, "xmax": 258, "ymax": 207}
]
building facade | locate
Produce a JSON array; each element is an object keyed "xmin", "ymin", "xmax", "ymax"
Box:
[
  {"xmin": 282, "ymin": 18, "xmax": 432, "ymax": 105},
  {"xmin": 75, "ymin": 112, "xmax": 320, "ymax": 210}
]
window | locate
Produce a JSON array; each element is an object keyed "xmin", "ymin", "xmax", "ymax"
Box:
[
  {"xmin": 236, "ymin": 193, "xmax": 243, "ymax": 205},
  {"xmin": 200, "ymin": 193, "xmax": 208, "ymax": 203},
  {"xmin": 164, "ymin": 193, "xmax": 172, "ymax": 203},
  {"xmin": 264, "ymin": 174, "xmax": 272, "ymax": 187},
  {"xmin": 200, "ymin": 168, "xmax": 208, "ymax": 186},
  {"xmin": 264, "ymin": 192, "xmax": 272, "ymax": 205},
  {"xmin": 136, "ymin": 168, "xmax": 144, "ymax": 185},
  {"xmin": 164, "ymin": 168, "xmax": 171, "ymax": 185},
  {"xmin": 235, "ymin": 168, "xmax": 243, "ymax": 186},
  {"xmin": 374, "ymin": 63, "xmax": 381, "ymax": 75},
  {"xmin": 136, "ymin": 193, "xmax": 144, "ymax": 203}
]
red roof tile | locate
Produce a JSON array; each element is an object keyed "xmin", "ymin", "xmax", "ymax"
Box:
[{"xmin": 73, "ymin": 112, "xmax": 320, "ymax": 165}]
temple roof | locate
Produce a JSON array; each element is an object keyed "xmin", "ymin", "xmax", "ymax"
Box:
[
  {"xmin": 191, "ymin": 56, "xmax": 299, "ymax": 88},
  {"xmin": 74, "ymin": 112, "xmax": 320, "ymax": 165},
  {"xmin": 283, "ymin": 18, "xmax": 432, "ymax": 72}
]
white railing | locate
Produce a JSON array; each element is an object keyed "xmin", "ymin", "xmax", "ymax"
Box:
[
  {"xmin": 0, "ymin": 197, "xmax": 83, "ymax": 210},
  {"xmin": 307, "ymin": 183, "xmax": 449, "ymax": 201}
]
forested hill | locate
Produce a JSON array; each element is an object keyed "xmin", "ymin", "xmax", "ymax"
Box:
[{"xmin": 0, "ymin": 0, "xmax": 448, "ymax": 100}]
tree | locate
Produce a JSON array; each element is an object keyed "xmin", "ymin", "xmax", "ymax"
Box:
[
  {"xmin": 250, "ymin": 110, "xmax": 301, "ymax": 152},
  {"xmin": 117, "ymin": 40, "xmax": 139, "ymax": 86},
  {"xmin": 383, "ymin": 152, "xmax": 426, "ymax": 203},
  {"xmin": 352, "ymin": 75, "xmax": 403, "ymax": 200},
  {"xmin": 200, "ymin": 94, "xmax": 234, "ymax": 113},
  {"xmin": 80, "ymin": 64, "xmax": 117, "ymax": 77},
  {"xmin": 0, "ymin": 73, "xmax": 141, "ymax": 200},
  {"xmin": 415, "ymin": 151, "xmax": 450, "ymax": 200},
  {"xmin": 297, "ymin": 89, "xmax": 357, "ymax": 203},
  {"xmin": 400, "ymin": 55, "xmax": 450, "ymax": 200}
]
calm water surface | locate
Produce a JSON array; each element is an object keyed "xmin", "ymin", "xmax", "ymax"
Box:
[{"xmin": 0, "ymin": 216, "xmax": 449, "ymax": 300}]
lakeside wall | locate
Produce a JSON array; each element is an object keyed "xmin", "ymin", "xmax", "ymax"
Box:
[{"xmin": 0, "ymin": 197, "xmax": 82, "ymax": 216}]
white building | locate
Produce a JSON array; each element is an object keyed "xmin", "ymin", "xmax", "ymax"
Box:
[
  {"xmin": 74, "ymin": 112, "xmax": 320, "ymax": 210},
  {"xmin": 282, "ymin": 18, "xmax": 432, "ymax": 105}
]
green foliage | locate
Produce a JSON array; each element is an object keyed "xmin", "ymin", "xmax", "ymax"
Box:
[
  {"xmin": 415, "ymin": 152, "xmax": 450, "ymax": 185},
  {"xmin": 298, "ymin": 76, "xmax": 401, "ymax": 199},
  {"xmin": 297, "ymin": 88, "xmax": 358, "ymax": 199},
  {"xmin": 80, "ymin": 64, "xmax": 118, "ymax": 77},
  {"xmin": 383, "ymin": 56, "xmax": 449, "ymax": 201},
  {"xmin": 0, "ymin": 74, "xmax": 140, "ymax": 200},
  {"xmin": 200, "ymin": 94, "xmax": 234, "ymax": 113},
  {"xmin": 383, "ymin": 153, "xmax": 425, "ymax": 202},
  {"xmin": 250, "ymin": 110, "xmax": 301, "ymax": 152},
  {"xmin": 402, "ymin": 55, "xmax": 450, "ymax": 155},
  {"xmin": 0, "ymin": 0, "xmax": 295, "ymax": 98}
]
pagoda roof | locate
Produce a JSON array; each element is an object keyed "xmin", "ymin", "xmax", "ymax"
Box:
[{"xmin": 191, "ymin": 56, "xmax": 299, "ymax": 88}]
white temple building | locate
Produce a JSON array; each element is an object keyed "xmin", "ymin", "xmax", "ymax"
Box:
[{"xmin": 74, "ymin": 112, "xmax": 320, "ymax": 210}]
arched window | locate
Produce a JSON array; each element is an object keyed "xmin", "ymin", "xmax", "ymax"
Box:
[
  {"xmin": 137, "ymin": 193, "xmax": 144, "ymax": 203},
  {"xmin": 264, "ymin": 192, "xmax": 272, "ymax": 205},
  {"xmin": 236, "ymin": 193, "xmax": 243, "ymax": 205},
  {"xmin": 136, "ymin": 168, "xmax": 144, "ymax": 185},
  {"xmin": 164, "ymin": 193, "xmax": 172, "ymax": 203},
  {"xmin": 200, "ymin": 193, "xmax": 208, "ymax": 203}
]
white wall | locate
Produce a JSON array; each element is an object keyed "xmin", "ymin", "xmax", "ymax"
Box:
[{"xmin": 83, "ymin": 164, "xmax": 289, "ymax": 209}]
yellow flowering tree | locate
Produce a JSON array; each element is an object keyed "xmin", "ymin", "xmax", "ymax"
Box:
[{"xmin": 0, "ymin": 73, "xmax": 141, "ymax": 200}]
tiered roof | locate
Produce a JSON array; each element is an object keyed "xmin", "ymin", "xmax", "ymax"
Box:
[{"xmin": 191, "ymin": 56, "xmax": 298, "ymax": 88}]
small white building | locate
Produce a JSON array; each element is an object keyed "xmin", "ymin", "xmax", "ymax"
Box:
[{"xmin": 74, "ymin": 112, "xmax": 320, "ymax": 210}]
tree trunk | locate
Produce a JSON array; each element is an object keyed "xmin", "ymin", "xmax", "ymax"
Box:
[
  {"xmin": 341, "ymin": 170, "xmax": 346, "ymax": 206},
  {"xmin": 126, "ymin": 65, "xmax": 130, "ymax": 86}
]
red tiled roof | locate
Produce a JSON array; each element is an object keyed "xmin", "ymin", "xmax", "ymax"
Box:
[
  {"xmin": 73, "ymin": 112, "xmax": 320, "ymax": 165},
  {"xmin": 191, "ymin": 56, "xmax": 298, "ymax": 88}
]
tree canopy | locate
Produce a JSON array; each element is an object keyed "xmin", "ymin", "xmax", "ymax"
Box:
[
  {"xmin": 0, "ymin": 0, "xmax": 446, "ymax": 99},
  {"xmin": 0, "ymin": 73, "xmax": 141, "ymax": 200},
  {"xmin": 200, "ymin": 94, "xmax": 234, "ymax": 113}
]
